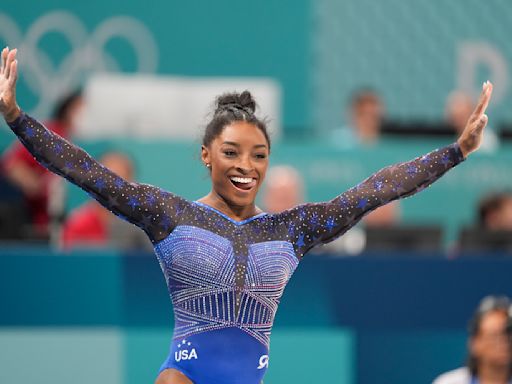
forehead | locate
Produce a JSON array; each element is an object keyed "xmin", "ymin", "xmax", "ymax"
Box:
[
  {"xmin": 214, "ymin": 121, "xmax": 268, "ymax": 147},
  {"xmin": 479, "ymin": 310, "xmax": 508, "ymax": 334}
]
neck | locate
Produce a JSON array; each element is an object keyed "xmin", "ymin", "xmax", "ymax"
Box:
[
  {"xmin": 199, "ymin": 191, "xmax": 259, "ymax": 221},
  {"xmin": 478, "ymin": 362, "xmax": 510, "ymax": 384}
]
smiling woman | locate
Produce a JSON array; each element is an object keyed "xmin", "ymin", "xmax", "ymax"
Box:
[{"xmin": 0, "ymin": 46, "xmax": 494, "ymax": 384}]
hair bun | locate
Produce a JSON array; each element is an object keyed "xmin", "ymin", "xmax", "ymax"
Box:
[{"xmin": 215, "ymin": 90, "xmax": 256, "ymax": 115}]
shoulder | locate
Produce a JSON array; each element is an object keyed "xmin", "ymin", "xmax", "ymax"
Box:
[
  {"xmin": 135, "ymin": 184, "xmax": 191, "ymax": 211},
  {"xmin": 432, "ymin": 367, "xmax": 470, "ymax": 384}
]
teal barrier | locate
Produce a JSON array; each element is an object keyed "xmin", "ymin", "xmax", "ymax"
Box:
[{"xmin": 1, "ymin": 249, "xmax": 512, "ymax": 384}]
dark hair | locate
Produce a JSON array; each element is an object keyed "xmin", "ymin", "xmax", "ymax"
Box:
[
  {"xmin": 467, "ymin": 295, "xmax": 512, "ymax": 377},
  {"xmin": 52, "ymin": 89, "xmax": 83, "ymax": 122},
  {"xmin": 349, "ymin": 87, "xmax": 382, "ymax": 108},
  {"xmin": 202, "ymin": 90, "xmax": 270, "ymax": 150},
  {"xmin": 478, "ymin": 192, "xmax": 512, "ymax": 227}
]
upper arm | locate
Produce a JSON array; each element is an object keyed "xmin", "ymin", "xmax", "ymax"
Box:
[
  {"xmin": 7, "ymin": 112, "xmax": 188, "ymax": 242},
  {"xmin": 282, "ymin": 143, "xmax": 464, "ymax": 256}
]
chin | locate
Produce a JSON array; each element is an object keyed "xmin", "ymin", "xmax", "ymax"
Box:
[
  {"xmin": 221, "ymin": 188, "xmax": 258, "ymax": 208},
  {"xmin": 229, "ymin": 194, "xmax": 257, "ymax": 208}
]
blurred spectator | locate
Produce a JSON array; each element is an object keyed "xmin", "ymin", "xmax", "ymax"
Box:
[
  {"xmin": 456, "ymin": 192, "xmax": 512, "ymax": 254},
  {"xmin": 0, "ymin": 89, "xmax": 84, "ymax": 238},
  {"xmin": 332, "ymin": 88, "xmax": 385, "ymax": 148},
  {"xmin": 61, "ymin": 151, "xmax": 153, "ymax": 252},
  {"xmin": 445, "ymin": 90, "xmax": 499, "ymax": 153},
  {"xmin": 432, "ymin": 296, "xmax": 512, "ymax": 384},
  {"xmin": 364, "ymin": 201, "xmax": 401, "ymax": 227},
  {"xmin": 262, "ymin": 165, "xmax": 304, "ymax": 213},
  {"xmin": 478, "ymin": 192, "xmax": 512, "ymax": 231}
]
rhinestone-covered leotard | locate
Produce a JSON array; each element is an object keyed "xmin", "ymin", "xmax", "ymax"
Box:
[{"xmin": 8, "ymin": 112, "xmax": 465, "ymax": 384}]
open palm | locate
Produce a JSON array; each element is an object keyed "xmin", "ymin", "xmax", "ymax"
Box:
[
  {"xmin": 0, "ymin": 47, "xmax": 19, "ymax": 121},
  {"xmin": 457, "ymin": 81, "xmax": 493, "ymax": 157}
]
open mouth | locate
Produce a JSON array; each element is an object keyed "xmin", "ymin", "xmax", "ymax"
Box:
[{"xmin": 229, "ymin": 176, "xmax": 257, "ymax": 191}]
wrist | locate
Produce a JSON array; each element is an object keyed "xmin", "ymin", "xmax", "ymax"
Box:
[
  {"xmin": 4, "ymin": 104, "xmax": 21, "ymax": 123},
  {"xmin": 456, "ymin": 138, "xmax": 469, "ymax": 159}
]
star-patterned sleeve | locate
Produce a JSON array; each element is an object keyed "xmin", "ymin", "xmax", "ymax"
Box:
[
  {"xmin": 7, "ymin": 112, "xmax": 187, "ymax": 243},
  {"xmin": 279, "ymin": 143, "xmax": 465, "ymax": 257}
]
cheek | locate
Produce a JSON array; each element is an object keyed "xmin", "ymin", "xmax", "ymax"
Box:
[
  {"xmin": 257, "ymin": 162, "xmax": 269, "ymax": 180},
  {"xmin": 211, "ymin": 168, "xmax": 226, "ymax": 186},
  {"xmin": 470, "ymin": 340, "xmax": 482, "ymax": 356}
]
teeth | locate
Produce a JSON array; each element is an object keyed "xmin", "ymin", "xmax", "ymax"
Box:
[{"xmin": 230, "ymin": 177, "xmax": 253, "ymax": 184}]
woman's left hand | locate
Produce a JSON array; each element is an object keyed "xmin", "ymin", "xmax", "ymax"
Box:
[{"xmin": 457, "ymin": 81, "xmax": 493, "ymax": 158}]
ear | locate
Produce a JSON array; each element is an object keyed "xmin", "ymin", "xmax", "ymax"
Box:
[{"xmin": 201, "ymin": 145, "xmax": 211, "ymax": 167}]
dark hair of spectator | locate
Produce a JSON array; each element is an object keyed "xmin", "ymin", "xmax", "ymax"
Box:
[
  {"xmin": 467, "ymin": 295, "xmax": 512, "ymax": 377},
  {"xmin": 52, "ymin": 89, "xmax": 83, "ymax": 122},
  {"xmin": 349, "ymin": 87, "xmax": 381, "ymax": 108},
  {"xmin": 478, "ymin": 192, "xmax": 512, "ymax": 226},
  {"xmin": 202, "ymin": 90, "xmax": 270, "ymax": 151}
]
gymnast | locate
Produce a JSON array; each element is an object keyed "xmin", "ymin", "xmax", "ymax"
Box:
[{"xmin": 0, "ymin": 47, "xmax": 493, "ymax": 384}]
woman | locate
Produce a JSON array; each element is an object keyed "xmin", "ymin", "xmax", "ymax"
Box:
[
  {"xmin": 0, "ymin": 47, "xmax": 493, "ymax": 384},
  {"xmin": 433, "ymin": 296, "xmax": 512, "ymax": 384}
]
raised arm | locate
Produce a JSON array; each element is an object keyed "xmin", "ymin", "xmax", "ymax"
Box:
[
  {"xmin": 0, "ymin": 47, "xmax": 185, "ymax": 243},
  {"xmin": 281, "ymin": 81, "xmax": 493, "ymax": 257}
]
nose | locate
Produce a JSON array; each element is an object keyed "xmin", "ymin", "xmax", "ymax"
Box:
[{"xmin": 235, "ymin": 155, "xmax": 254, "ymax": 174}]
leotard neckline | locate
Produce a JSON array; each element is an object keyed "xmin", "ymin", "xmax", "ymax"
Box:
[{"xmin": 192, "ymin": 201, "xmax": 267, "ymax": 225}]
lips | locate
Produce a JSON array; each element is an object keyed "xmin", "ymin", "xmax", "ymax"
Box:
[{"xmin": 229, "ymin": 176, "xmax": 257, "ymax": 191}]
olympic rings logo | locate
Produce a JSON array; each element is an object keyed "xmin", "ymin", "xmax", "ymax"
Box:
[{"xmin": 0, "ymin": 11, "xmax": 159, "ymax": 116}]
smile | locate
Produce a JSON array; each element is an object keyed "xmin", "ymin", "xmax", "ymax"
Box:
[{"xmin": 229, "ymin": 176, "xmax": 257, "ymax": 191}]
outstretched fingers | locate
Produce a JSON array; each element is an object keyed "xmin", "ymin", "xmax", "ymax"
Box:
[
  {"xmin": 9, "ymin": 59, "xmax": 18, "ymax": 86},
  {"xmin": 474, "ymin": 114, "xmax": 488, "ymax": 135},
  {"xmin": 0, "ymin": 47, "xmax": 8, "ymax": 75},
  {"xmin": 4, "ymin": 49, "xmax": 16, "ymax": 79},
  {"xmin": 471, "ymin": 81, "xmax": 493, "ymax": 121}
]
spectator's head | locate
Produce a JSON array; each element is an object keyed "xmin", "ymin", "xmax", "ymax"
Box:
[
  {"xmin": 478, "ymin": 192, "xmax": 512, "ymax": 231},
  {"xmin": 445, "ymin": 91, "xmax": 474, "ymax": 135},
  {"xmin": 100, "ymin": 152, "xmax": 135, "ymax": 182},
  {"xmin": 363, "ymin": 201, "xmax": 401, "ymax": 227},
  {"xmin": 52, "ymin": 89, "xmax": 84, "ymax": 132},
  {"xmin": 348, "ymin": 88, "xmax": 385, "ymax": 144},
  {"xmin": 262, "ymin": 165, "xmax": 304, "ymax": 213},
  {"xmin": 467, "ymin": 296, "xmax": 512, "ymax": 377}
]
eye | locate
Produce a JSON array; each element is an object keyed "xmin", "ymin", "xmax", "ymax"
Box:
[
  {"xmin": 223, "ymin": 150, "xmax": 237, "ymax": 157},
  {"xmin": 255, "ymin": 153, "xmax": 267, "ymax": 159}
]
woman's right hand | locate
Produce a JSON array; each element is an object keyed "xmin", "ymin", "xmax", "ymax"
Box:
[{"xmin": 0, "ymin": 47, "xmax": 21, "ymax": 122}]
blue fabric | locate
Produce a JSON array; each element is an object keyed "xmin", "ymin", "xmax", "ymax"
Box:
[{"xmin": 159, "ymin": 327, "xmax": 268, "ymax": 384}]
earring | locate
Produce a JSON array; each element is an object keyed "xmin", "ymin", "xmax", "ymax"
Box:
[{"xmin": 205, "ymin": 163, "xmax": 211, "ymax": 168}]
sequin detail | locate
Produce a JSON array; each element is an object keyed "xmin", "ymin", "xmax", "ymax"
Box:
[{"xmin": 155, "ymin": 225, "xmax": 298, "ymax": 347}]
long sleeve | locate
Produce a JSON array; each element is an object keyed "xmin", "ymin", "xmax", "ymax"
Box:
[
  {"xmin": 7, "ymin": 112, "xmax": 187, "ymax": 243},
  {"xmin": 279, "ymin": 143, "xmax": 465, "ymax": 257}
]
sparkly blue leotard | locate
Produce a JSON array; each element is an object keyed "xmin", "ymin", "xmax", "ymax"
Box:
[{"xmin": 8, "ymin": 112, "xmax": 465, "ymax": 384}]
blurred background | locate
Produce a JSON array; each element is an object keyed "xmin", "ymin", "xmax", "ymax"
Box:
[{"xmin": 1, "ymin": 1, "xmax": 512, "ymax": 383}]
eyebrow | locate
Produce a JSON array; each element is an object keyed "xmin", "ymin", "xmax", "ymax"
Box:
[{"xmin": 222, "ymin": 141, "xmax": 268, "ymax": 149}]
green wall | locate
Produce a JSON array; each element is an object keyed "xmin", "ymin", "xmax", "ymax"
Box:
[{"xmin": 0, "ymin": 0, "xmax": 311, "ymax": 131}]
